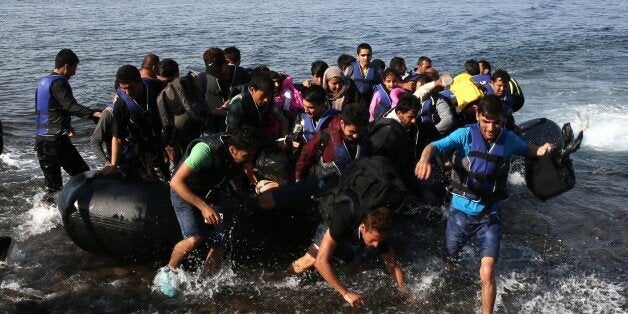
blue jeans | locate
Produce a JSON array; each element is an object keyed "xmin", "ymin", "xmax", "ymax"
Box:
[
  {"xmin": 170, "ymin": 189, "xmax": 232, "ymax": 249},
  {"xmin": 444, "ymin": 206, "xmax": 502, "ymax": 264}
]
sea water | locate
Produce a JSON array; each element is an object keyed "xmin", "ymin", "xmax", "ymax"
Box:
[{"xmin": 0, "ymin": 0, "xmax": 626, "ymax": 312}]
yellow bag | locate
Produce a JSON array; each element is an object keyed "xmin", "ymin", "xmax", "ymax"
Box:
[{"xmin": 450, "ymin": 73, "xmax": 483, "ymax": 110}]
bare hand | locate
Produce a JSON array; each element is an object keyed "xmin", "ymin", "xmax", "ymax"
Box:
[
  {"xmin": 92, "ymin": 111, "xmax": 102, "ymax": 118},
  {"xmin": 98, "ymin": 165, "xmax": 119, "ymax": 177},
  {"xmin": 414, "ymin": 159, "xmax": 432, "ymax": 180},
  {"xmin": 242, "ymin": 162, "xmax": 258, "ymax": 185},
  {"xmin": 343, "ymin": 291, "xmax": 364, "ymax": 307},
  {"xmin": 538, "ymin": 143, "xmax": 554, "ymax": 156},
  {"xmin": 201, "ymin": 205, "xmax": 221, "ymax": 225}
]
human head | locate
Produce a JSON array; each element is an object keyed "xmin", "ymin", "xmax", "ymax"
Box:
[
  {"xmin": 224, "ymin": 46, "xmax": 241, "ymax": 66},
  {"xmin": 394, "ymin": 94, "xmax": 419, "ymax": 127},
  {"xmin": 337, "ymin": 54, "xmax": 356, "ymax": 71},
  {"xmin": 389, "ymin": 57, "xmax": 407, "ymax": 76},
  {"xmin": 478, "ymin": 59, "xmax": 491, "ymax": 75},
  {"xmin": 356, "ymin": 43, "xmax": 372, "ymax": 68},
  {"xmin": 415, "ymin": 56, "xmax": 432, "ymax": 74},
  {"xmin": 359, "ymin": 207, "xmax": 393, "ymax": 248},
  {"xmin": 339, "ymin": 102, "xmax": 368, "ymax": 142},
  {"xmin": 227, "ymin": 125, "xmax": 259, "ymax": 164},
  {"xmin": 115, "ymin": 64, "xmax": 142, "ymax": 99},
  {"xmin": 401, "ymin": 72, "xmax": 419, "ymax": 92},
  {"xmin": 248, "ymin": 71, "xmax": 275, "ymax": 106},
  {"xmin": 310, "ymin": 60, "xmax": 329, "ymax": 86},
  {"xmin": 464, "ymin": 59, "xmax": 480, "ymax": 76},
  {"xmin": 372, "ymin": 59, "xmax": 386, "ymax": 75},
  {"xmin": 269, "ymin": 71, "xmax": 285, "ymax": 93},
  {"xmin": 55, "ymin": 48, "xmax": 80, "ymax": 78},
  {"xmin": 323, "ymin": 66, "xmax": 347, "ymax": 94},
  {"xmin": 301, "ymin": 85, "xmax": 327, "ymax": 119},
  {"xmin": 381, "ymin": 68, "xmax": 401, "ymax": 92},
  {"xmin": 476, "ymin": 95, "xmax": 504, "ymax": 142},
  {"xmin": 490, "ymin": 69, "xmax": 511, "ymax": 97},
  {"xmin": 203, "ymin": 47, "xmax": 227, "ymax": 77},
  {"xmin": 424, "ymin": 67, "xmax": 439, "ymax": 82},
  {"xmin": 140, "ymin": 53, "xmax": 160, "ymax": 78},
  {"xmin": 156, "ymin": 58, "xmax": 179, "ymax": 83}
]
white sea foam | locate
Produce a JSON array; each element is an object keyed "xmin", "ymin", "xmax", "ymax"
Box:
[
  {"xmin": 13, "ymin": 192, "xmax": 61, "ymax": 241},
  {"xmin": 0, "ymin": 150, "xmax": 32, "ymax": 168},
  {"xmin": 526, "ymin": 103, "xmax": 628, "ymax": 152},
  {"xmin": 0, "ymin": 279, "xmax": 45, "ymax": 299},
  {"xmin": 508, "ymin": 171, "xmax": 526, "ymax": 186},
  {"xmin": 519, "ymin": 274, "xmax": 626, "ymax": 313}
]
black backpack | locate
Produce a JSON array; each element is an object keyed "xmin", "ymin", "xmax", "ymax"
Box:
[
  {"xmin": 316, "ymin": 156, "xmax": 408, "ymax": 221},
  {"xmin": 525, "ymin": 122, "xmax": 582, "ymax": 201}
]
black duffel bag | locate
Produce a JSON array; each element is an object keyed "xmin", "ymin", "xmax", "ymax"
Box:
[{"xmin": 525, "ymin": 122, "xmax": 582, "ymax": 201}]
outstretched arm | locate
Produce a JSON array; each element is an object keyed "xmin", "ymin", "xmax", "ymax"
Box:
[
  {"xmin": 381, "ymin": 248, "xmax": 413, "ymax": 301},
  {"xmin": 526, "ymin": 142, "xmax": 553, "ymax": 158},
  {"xmin": 314, "ymin": 230, "xmax": 364, "ymax": 307},
  {"xmin": 415, "ymin": 144, "xmax": 437, "ymax": 179}
]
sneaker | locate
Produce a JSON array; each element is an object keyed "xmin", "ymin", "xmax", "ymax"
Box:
[{"xmin": 154, "ymin": 266, "xmax": 178, "ymax": 297}]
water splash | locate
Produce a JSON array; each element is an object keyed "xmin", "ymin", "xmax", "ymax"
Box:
[
  {"xmin": 13, "ymin": 192, "xmax": 61, "ymax": 241},
  {"xmin": 519, "ymin": 274, "xmax": 627, "ymax": 313}
]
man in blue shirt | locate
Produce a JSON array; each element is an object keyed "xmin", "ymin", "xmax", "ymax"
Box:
[{"xmin": 414, "ymin": 95, "xmax": 552, "ymax": 314}]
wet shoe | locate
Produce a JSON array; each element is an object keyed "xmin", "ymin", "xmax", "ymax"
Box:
[{"xmin": 154, "ymin": 266, "xmax": 178, "ymax": 297}]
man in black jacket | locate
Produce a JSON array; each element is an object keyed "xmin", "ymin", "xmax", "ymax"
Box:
[{"xmin": 35, "ymin": 49, "xmax": 101, "ymax": 204}]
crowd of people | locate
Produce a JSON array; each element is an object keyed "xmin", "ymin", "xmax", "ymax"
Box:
[{"xmin": 35, "ymin": 44, "xmax": 550, "ymax": 313}]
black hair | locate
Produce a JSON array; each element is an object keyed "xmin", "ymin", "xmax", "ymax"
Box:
[
  {"xmin": 227, "ymin": 125, "xmax": 260, "ymax": 151},
  {"xmin": 381, "ymin": 68, "xmax": 401, "ymax": 83},
  {"xmin": 395, "ymin": 93, "xmax": 420, "ymax": 113},
  {"xmin": 491, "ymin": 69, "xmax": 511, "ymax": 83},
  {"xmin": 477, "ymin": 94, "xmax": 504, "ymax": 118},
  {"xmin": 372, "ymin": 59, "xmax": 386, "ymax": 71},
  {"xmin": 302, "ymin": 85, "xmax": 327, "ymax": 105},
  {"xmin": 251, "ymin": 65, "xmax": 271, "ymax": 74},
  {"xmin": 337, "ymin": 54, "xmax": 356, "ymax": 70},
  {"xmin": 340, "ymin": 102, "xmax": 369, "ymax": 128},
  {"xmin": 356, "ymin": 43, "xmax": 372, "ymax": 54},
  {"xmin": 157, "ymin": 58, "xmax": 179, "ymax": 79},
  {"xmin": 115, "ymin": 64, "xmax": 141, "ymax": 86},
  {"xmin": 389, "ymin": 57, "xmax": 406, "ymax": 74},
  {"xmin": 417, "ymin": 56, "xmax": 432, "ymax": 66},
  {"xmin": 224, "ymin": 46, "xmax": 241, "ymax": 64},
  {"xmin": 202, "ymin": 47, "xmax": 226, "ymax": 75},
  {"xmin": 464, "ymin": 59, "xmax": 480, "ymax": 75},
  {"xmin": 55, "ymin": 49, "xmax": 79, "ymax": 69},
  {"xmin": 249, "ymin": 71, "xmax": 275, "ymax": 93},
  {"xmin": 141, "ymin": 53, "xmax": 159, "ymax": 70},
  {"xmin": 479, "ymin": 59, "xmax": 491, "ymax": 74},
  {"xmin": 310, "ymin": 60, "xmax": 329, "ymax": 77}
]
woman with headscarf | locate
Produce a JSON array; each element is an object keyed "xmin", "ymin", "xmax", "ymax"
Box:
[{"xmin": 322, "ymin": 66, "xmax": 362, "ymax": 111}]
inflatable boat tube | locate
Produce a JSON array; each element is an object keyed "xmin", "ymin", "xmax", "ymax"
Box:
[
  {"xmin": 57, "ymin": 171, "xmax": 181, "ymax": 258},
  {"xmin": 518, "ymin": 117, "xmax": 562, "ymax": 146}
]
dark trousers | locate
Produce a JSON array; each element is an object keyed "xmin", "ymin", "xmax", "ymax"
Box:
[{"xmin": 35, "ymin": 135, "xmax": 89, "ymax": 193}]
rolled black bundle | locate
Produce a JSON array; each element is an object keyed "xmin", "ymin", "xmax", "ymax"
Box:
[{"xmin": 525, "ymin": 122, "xmax": 582, "ymax": 201}]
